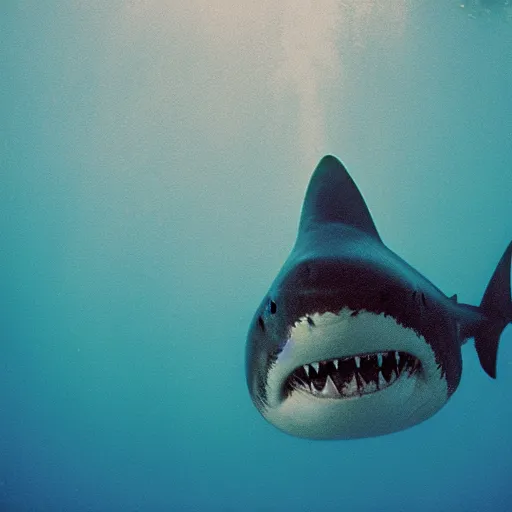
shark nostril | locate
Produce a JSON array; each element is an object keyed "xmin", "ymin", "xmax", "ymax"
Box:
[{"xmin": 258, "ymin": 316, "xmax": 265, "ymax": 331}]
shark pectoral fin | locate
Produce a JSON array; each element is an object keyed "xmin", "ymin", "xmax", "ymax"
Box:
[
  {"xmin": 475, "ymin": 241, "xmax": 512, "ymax": 379},
  {"xmin": 298, "ymin": 155, "xmax": 382, "ymax": 241}
]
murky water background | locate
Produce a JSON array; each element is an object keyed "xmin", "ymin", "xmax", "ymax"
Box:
[{"xmin": 2, "ymin": 1, "xmax": 512, "ymax": 511}]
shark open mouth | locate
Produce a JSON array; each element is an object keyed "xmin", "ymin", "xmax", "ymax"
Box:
[{"xmin": 285, "ymin": 351, "xmax": 421, "ymax": 399}]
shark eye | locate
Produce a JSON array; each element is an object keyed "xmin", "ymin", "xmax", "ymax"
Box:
[{"xmin": 269, "ymin": 299, "xmax": 277, "ymax": 314}]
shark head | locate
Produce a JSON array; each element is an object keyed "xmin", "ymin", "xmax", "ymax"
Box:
[{"xmin": 246, "ymin": 155, "xmax": 465, "ymax": 440}]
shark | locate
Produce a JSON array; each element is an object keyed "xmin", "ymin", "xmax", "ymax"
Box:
[{"xmin": 246, "ymin": 155, "xmax": 512, "ymax": 439}]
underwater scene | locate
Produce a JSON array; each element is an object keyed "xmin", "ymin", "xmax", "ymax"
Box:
[{"xmin": 2, "ymin": 1, "xmax": 512, "ymax": 511}]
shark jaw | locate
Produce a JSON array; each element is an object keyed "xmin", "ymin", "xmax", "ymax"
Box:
[
  {"xmin": 285, "ymin": 350, "xmax": 421, "ymax": 399},
  {"xmin": 260, "ymin": 309, "xmax": 449, "ymax": 439}
]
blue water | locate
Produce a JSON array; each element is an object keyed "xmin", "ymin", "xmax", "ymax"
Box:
[{"xmin": 2, "ymin": 1, "xmax": 512, "ymax": 511}]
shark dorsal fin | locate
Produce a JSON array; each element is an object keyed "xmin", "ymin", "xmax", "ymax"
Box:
[{"xmin": 298, "ymin": 155, "xmax": 381, "ymax": 240}]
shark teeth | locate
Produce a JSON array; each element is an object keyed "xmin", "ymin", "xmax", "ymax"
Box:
[
  {"xmin": 320, "ymin": 375, "xmax": 339, "ymax": 397},
  {"xmin": 378, "ymin": 371, "xmax": 387, "ymax": 389},
  {"xmin": 286, "ymin": 351, "xmax": 419, "ymax": 399}
]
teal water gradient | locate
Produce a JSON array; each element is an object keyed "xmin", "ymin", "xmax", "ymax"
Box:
[{"xmin": 1, "ymin": 1, "xmax": 512, "ymax": 511}]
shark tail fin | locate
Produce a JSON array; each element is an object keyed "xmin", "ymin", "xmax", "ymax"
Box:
[{"xmin": 475, "ymin": 241, "xmax": 512, "ymax": 379}]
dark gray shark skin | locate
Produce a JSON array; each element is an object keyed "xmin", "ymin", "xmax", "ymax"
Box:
[{"xmin": 246, "ymin": 155, "xmax": 512, "ymax": 440}]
